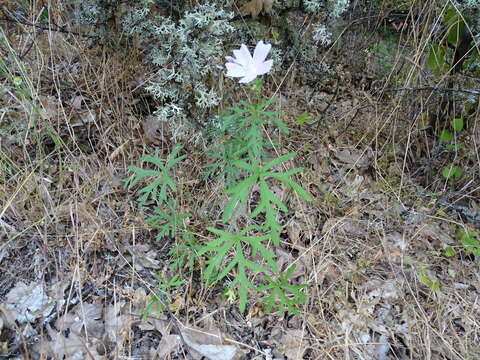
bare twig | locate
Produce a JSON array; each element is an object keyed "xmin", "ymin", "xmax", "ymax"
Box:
[
  {"xmin": 383, "ymin": 86, "xmax": 480, "ymax": 96},
  {"xmin": 0, "ymin": 7, "xmax": 94, "ymax": 38}
]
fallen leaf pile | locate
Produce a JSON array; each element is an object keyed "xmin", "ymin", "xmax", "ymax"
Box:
[{"xmin": 0, "ymin": 280, "xmax": 241, "ymax": 359}]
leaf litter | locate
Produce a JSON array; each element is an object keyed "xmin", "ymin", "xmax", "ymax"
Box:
[{"xmin": 2, "ymin": 5, "xmax": 480, "ymax": 359}]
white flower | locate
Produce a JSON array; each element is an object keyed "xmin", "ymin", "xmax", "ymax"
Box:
[{"xmin": 225, "ymin": 41, "xmax": 273, "ymax": 84}]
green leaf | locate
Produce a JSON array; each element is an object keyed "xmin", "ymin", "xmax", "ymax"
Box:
[
  {"xmin": 143, "ymin": 273, "xmax": 184, "ymax": 319},
  {"xmin": 445, "ymin": 143, "xmax": 461, "ymax": 151},
  {"xmin": 448, "ymin": 20, "xmax": 466, "ymax": 47},
  {"xmin": 441, "ymin": 166, "xmax": 461, "ymax": 180},
  {"xmin": 439, "ymin": 130, "xmax": 453, "ymax": 143},
  {"xmin": 232, "ymin": 159, "xmax": 256, "ymax": 172},
  {"xmin": 251, "ymin": 179, "xmax": 288, "ymax": 217},
  {"xmin": 224, "ymin": 174, "xmax": 258, "ymax": 197},
  {"xmin": 257, "ymin": 265, "xmax": 307, "ymax": 315},
  {"xmin": 237, "ymin": 266, "xmax": 250, "ymax": 313},
  {"xmin": 426, "ymin": 44, "xmax": 446, "ymax": 74},
  {"xmin": 262, "ymin": 152, "xmax": 297, "ymax": 171},
  {"xmin": 146, "ymin": 206, "xmax": 190, "ymax": 241},
  {"xmin": 125, "ymin": 144, "xmax": 185, "ymax": 207},
  {"xmin": 443, "ymin": 8, "xmax": 471, "ymax": 47},
  {"xmin": 168, "ymin": 230, "xmax": 199, "ymax": 273},
  {"xmin": 443, "ymin": 7, "xmax": 468, "ymax": 48},
  {"xmin": 450, "ymin": 117, "xmax": 464, "ymax": 132},
  {"xmin": 444, "ymin": 246, "xmax": 456, "ymax": 257},
  {"xmin": 296, "ymin": 112, "xmax": 315, "ymax": 125},
  {"xmin": 203, "ymin": 140, "xmax": 244, "ymax": 187},
  {"xmin": 418, "ymin": 269, "xmax": 440, "ymax": 292},
  {"xmin": 223, "ymin": 174, "xmax": 258, "ymax": 222},
  {"xmin": 268, "ymin": 171, "xmax": 312, "ymax": 201},
  {"xmin": 459, "ymin": 229, "xmax": 480, "ymax": 256},
  {"xmin": 443, "ymin": 7, "xmax": 457, "ymax": 26},
  {"xmin": 247, "ymin": 238, "xmax": 277, "ymax": 272},
  {"xmin": 430, "ymin": 281, "xmax": 441, "ymax": 291},
  {"xmin": 200, "ymin": 227, "xmax": 278, "ymax": 312}
]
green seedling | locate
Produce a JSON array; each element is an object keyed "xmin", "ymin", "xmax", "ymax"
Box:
[
  {"xmin": 296, "ymin": 112, "xmax": 316, "ymax": 125},
  {"xmin": 442, "ymin": 166, "xmax": 462, "ymax": 180},
  {"xmin": 142, "ymin": 273, "xmax": 184, "ymax": 319},
  {"xmin": 224, "ymin": 286, "xmax": 237, "ymax": 304},
  {"xmin": 444, "ymin": 229, "xmax": 480, "ymax": 259},
  {"xmin": 418, "ymin": 268, "xmax": 441, "ymax": 291}
]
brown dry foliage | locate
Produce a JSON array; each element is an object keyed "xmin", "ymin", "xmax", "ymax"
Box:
[{"xmin": 0, "ymin": 1, "xmax": 479, "ymax": 359}]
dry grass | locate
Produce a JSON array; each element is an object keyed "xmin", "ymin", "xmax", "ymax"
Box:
[{"xmin": 0, "ymin": 1, "xmax": 479, "ymax": 359}]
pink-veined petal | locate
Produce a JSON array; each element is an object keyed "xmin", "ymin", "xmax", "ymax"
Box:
[
  {"xmin": 225, "ymin": 62, "xmax": 247, "ymax": 77},
  {"xmin": 255, "ymin": 59, "xmax": 273, "ymax": 75},
  {"xmin": 253, "ymin": 41, "xmax": 271, "ymax": 64}
]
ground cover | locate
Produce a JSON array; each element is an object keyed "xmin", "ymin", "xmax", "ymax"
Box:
[{"xmin": 0, "ymin": 1, "xmax": 479, "ymax": 359}]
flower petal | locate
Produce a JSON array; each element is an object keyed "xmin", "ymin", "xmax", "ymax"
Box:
[
  {"xmin": 225, "ymin": 62, "xmax": 246, "ymax": 77},
  {"xmin": 255, "ymin": 59, "xmax": 273, "ymax": 75},
  {"xmin": 239, "ymin": 72, "xmax": 257, "ymax": 84},
  {"xmin": 233, "ymin": 44, "xmax": 252, "ymax": 66},
  {"xmin": 225, "ymin": 56, "xmax": 238, "ymax": 64},
  {"xmin": 225, "ymin": 41, "xmax": 273, "ymax": 84},
  {"xmin": 253, "ymin": 41, "xmax": 271, "ymax": 64}
]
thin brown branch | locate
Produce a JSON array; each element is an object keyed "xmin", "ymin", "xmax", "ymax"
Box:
[
  {"xmin": 0, "ymin": 7, "xmax": 94, "ymax": 38},
  {"xmin": 383, "ymin": 86, "xmax": 480, "ymax": 96}
]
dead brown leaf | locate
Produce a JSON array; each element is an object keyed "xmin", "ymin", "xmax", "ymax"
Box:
[
  {"xmin": 263, "ymin": 0, "xmax": 273, "ymax": 13},
  {"xmin": 35, "ymin": 324, "xmax": 104, "ymax": 360},
  {"xmin": 104, "ymin": 302, "xmax": 132, "ymax": 344},
  {"xmin": 279, "ymin": 329, "xmax": 309, "ymax": 359},
  {"xmin": 2, "ymin": 282, "xmax": 55, "ymax": 324},
  {"xmin": 150, "ymin": 334, "xmax": 181, "ymax": 359},
  {"xmin": 55, "ymin": 303, "xmax": 103, "ymax": 337},
  {"xmin": 137, "ymin": 314, "xmax": 170, "ymax": 335},
  {"xmin": 417, "ymin": 222, "xmax": 455, "ymax": 248},
  {"xmin": 180, "ymin": 325, "xmax": 239, "ymax": 360},
  {"xmin": 333, "ymin": 146, "xmax": 373, "ymax": 168},
  {"xmin": 322, "ymin": 217, "xmax": 368, "ymax": 237},
  {"xmin": 38, "ymin": 95, "xmax": 59, "ymax": 121},
  {"xmin": 124, "ymin": 244, "xmax": 161, "ymax": 270},
  {"xmin": 241, "ymin": 0, "xmax": 272, "ymax": 18},
  {"xmin": 143, "ymin": 115, "xmax": 165, "ymax": 144}
]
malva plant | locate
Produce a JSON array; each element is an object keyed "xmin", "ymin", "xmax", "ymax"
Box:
[
  {"xmin": 201, "ymin": 41, "xmax": 311, "ymax": 313},
  {"xmin": 127, "ymin": 41, "xmax": 310, "ymax": 315}
]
